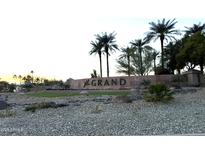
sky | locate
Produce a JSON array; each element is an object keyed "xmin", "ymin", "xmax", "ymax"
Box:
[{"xmin": 0, "ymin": 0, "xmax": 205, "ymax": 82}]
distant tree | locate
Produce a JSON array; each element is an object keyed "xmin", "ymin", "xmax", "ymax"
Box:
[
  {"xmin": 30, "ymin": 70, "xmax": 34, "ymax": 84},
  {"xmin": 151, "ymin": 50, "xmax": 160, "ymax": 75},
  {"xmin": 185, "ymin": 23, "xmax": 205, "ymax": 36},
  {"xmin": 13, "ymin": 74, "xmax": 17, "ymax": 84},
  {"xmin": 90, "ymin": 40, "xmax": 103, "ymax": 77},
  {"xmin": 116, "ymin": 58, "xmax": 135, "ymax": 76},
  {"xmin": 13, "ymin": 74, "xmax": 17, "ymax": 79},
  {"xmin": 146, "ymin": 18, "xmax": 180, "ymax": 69},
  {"xmin": 22, "ymin": 76, "xmax": 27, "ymax": 84},
  {"xmin": 22, "ymin": 75, "xmax": 32, "ymax": 84},
  {"xmin": 116, "ymin": 46, "xmax": 135, "ymax": 76},
  {"xmin": 18, "ymin": 75, "xmax": 22, "ymax": 85},
  {"xmin": 91, "ymin": 69, "xmax": 98, "ymax": 78},
  {"xmin": 132, "ymin": 49, "xmax": 153, "ymax": 76},
  {"xmin": 164, "ymin": 40, "xmax": 184, "ymax": 74},
  {"xmin": 43, "ymin": 79, "xmax": 63, "ymax": 87},
  {"xmin": 40, "ymin": 78, "xmax": 45, "ymax": 84},
  {"xmin": 143, "ymin": 50, "xmax": 154, "ymax": 75},
  {"xmin": 176, "ymin": 32, "xmax": 205, "ymax": 73},
  {"xmin": 35, "ymin": 77, "xmax": 40, "ymax": 84},
  {"xmin": 131, "ymin": 38, "xmax": 151, "ymax": 76},
  {"xmin": 96, "ymin": 32, "xmax": 118, "ymax": 77}
]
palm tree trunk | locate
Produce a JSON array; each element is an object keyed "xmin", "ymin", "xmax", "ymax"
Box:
[
  {"xmin": 160, "ymin": 37, "xmax": 164, "ymax": 69},
  {"xmin": 105, "ymin": 47, "xmax": 109, "ymax": 77},
  {"xmin": 128, "ymin": 55, "xmax": 130, "ymax": 76},
  {"xmin": 106, "ymin": 53, "xmax": 109, "ymax": 77},
  {"xmin": 154, "ymin": 59, "xmax": 156, "ymax": 75},
  {"xmin": 177, "ymin": 69, "xmax": 181, "ymax": 74},
  {"xmin": 200, "ymin": 63, "xmax": 203, "ymax": 74},
  {"xmin": 139, "ymin": 50, "xmax": 143, "ymax": 76},
  {"xmin": 99, "ymin": 54, "xmax": 102, "ymax": 77}
]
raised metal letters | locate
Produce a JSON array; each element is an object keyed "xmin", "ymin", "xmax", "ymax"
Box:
[{"xmin": 83, "ymin": 78, "xmax": 127, "ymax": 87}]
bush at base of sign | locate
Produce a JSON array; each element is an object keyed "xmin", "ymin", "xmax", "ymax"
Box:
[{"xmin": 144, "ymin": 83, "xmax": 174, "ymax": 102}]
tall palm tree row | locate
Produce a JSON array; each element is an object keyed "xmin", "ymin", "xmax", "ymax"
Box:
[
  {"xmin": 89, "ymin": 20, "xmax": 205, "ymax": 77},
  {"xmin": 146, "ymin": 18, "xmax": 180, "ymax": 69},
  {"xmin": 90, "ymin": 32, "xmax": 118, "ymax": 77},
  {"xmin": 96, "ymin": 32, "xmax": 118, "ymax": 77}
]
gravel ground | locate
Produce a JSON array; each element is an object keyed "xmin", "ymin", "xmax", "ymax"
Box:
[{"xmin": 1, "ymin": 88, "xmax": 205, "ymax": 136}]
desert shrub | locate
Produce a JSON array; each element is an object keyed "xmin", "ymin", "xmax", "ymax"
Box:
[
  {"xmin": 24, "ymin": 102, "xmax": 67, "ymax": 112},
  {"xmin": 8, "ymin": 84, "xmax": 16, "ymax": 92},
  {"xmin": 144, "ymin": 83, "xmax": 173, "ymax": 102},
  {"xmin": 64, "ymin": 78, "xmax": 73, "ymax": 89},
  {"xmin": 22, "ymin": 83, "xmax": 33, "ymax": 92},
  {"xmin": 91, "ymin": 105, "xmax": 103, "ymax": 114},
  {"xmin": 0, "ymin": 109, "xmax": 16, "ymax": 118},
  {"xmin": 0, "ymin": 81, "xmax": 9, "ymax": 92}
]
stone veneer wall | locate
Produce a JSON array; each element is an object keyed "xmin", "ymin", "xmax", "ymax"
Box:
[
  {"xmin": 70, "ymin": 75, "xmax": 179, "ymax": 90},
  {"xmin": 199, "ymin": 74, "xmax": 205, "ymax": 86}
]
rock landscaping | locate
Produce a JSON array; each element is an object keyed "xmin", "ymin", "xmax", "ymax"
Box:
[{"xmin": 0, "ymin": 87, "xmax": 205, "ymax": 136}]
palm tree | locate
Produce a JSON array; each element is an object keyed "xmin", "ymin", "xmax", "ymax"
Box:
[
  {"xmin": 18, "ymin": 75, "xmax": 22, "ymax": 85},
  {"xmin": 30, "ymin": 70, "xmax": 34, "ymax": 84},
  {"xmin": 91, "ymin": 69, "xmax": 98, "ymax": 78},
  {"xmin": 22, "ymin": 76, "xmax": 27, "ymax": 84},
  {"xmin": 35, "ymin": 77, "xmax": 40, "ymax": 84},
  {"xmin": 185, "ymin": 23, "xmax": 205, "ymax": 36},
  {"xmin": 118, "ymin": 46, "xmax": 135, "ymax": 76},
  {"xmin": 13, "ymin": 74, "xmax": 17, "ymax": 84},
  {"xmin": 146, "ymin": 18, "xmax": 180, "ymax": 69},
  {"xmin": 13, "ymin": 74, "xmax": 17, "ymax": 79},
  {"xmin": 131, "ymin": 38, "xmax": 151, "ymax": 76},
  {"xmin": 151, "ymin": 50, "xmax": 159, "ymax": 75},
  {"xmin": 90, "ymin": 40, "xmax": 103, "ymax": 77},
  {"xmin": 96, "ymin": 32, "xmax": 118, "ymax": 77}
]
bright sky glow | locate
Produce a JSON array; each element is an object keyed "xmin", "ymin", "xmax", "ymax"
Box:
[{"xmin": 0, "ymin": 0, "xmax": 205, "ymax": 82}]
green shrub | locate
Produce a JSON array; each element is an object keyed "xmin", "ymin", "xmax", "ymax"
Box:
[{"xmin": 144, "ymin": 83, "xmax": 173, "ymax": 102}]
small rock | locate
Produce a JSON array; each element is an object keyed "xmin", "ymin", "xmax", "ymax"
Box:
[
  {"xmin": 79, "ymin": 91, "xmax": 89, "ymax": 95},
  {"xmin": 91, "ymin": 105, "xmax": 103, "ymax": 114},
  {"xmin": 129, "ymin": 88, "xmax": 143, "ymax": 101},
  {"xmin": 113, "ymin": 95, "xmax": 132, "ymax": 103},
  {"xmin": 0, "ymin": 96, "xmax": 8, "ymax": 110},
  {"xmin": 73, "ymin": 103, "xmax": 81, "ymax": 107},
  {"xmin": 103, "ymin": 101, "xmax": 111, "ymax": 104},
  {"xmin": 0, "ymin": 101, "xmax": 8, "ymax": 110}
]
